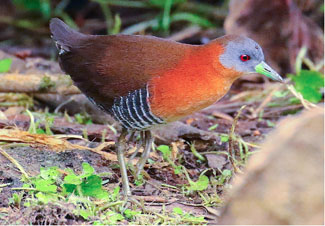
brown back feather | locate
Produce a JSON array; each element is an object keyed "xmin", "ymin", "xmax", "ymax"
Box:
[{"xmin": 50, "ymin": 18, "xmax": 192, "ymax": 110}]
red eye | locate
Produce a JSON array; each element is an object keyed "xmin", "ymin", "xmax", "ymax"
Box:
[{"xmin": 240, "ymin": 54, "xmax": 251, "ymax": 61}]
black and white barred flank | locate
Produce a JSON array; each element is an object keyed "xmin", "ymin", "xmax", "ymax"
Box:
[{"xmin": 111, "ymin": 85, "xmax": 165, "ymax": 130}]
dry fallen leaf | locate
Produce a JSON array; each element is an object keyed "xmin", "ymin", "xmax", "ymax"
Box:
[{"xmin": 0, "ymin": 129, "xmax": 117, "ymax": 160}]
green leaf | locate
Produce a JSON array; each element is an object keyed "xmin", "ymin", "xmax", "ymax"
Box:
[
  {"xmin": 174, "ymin": 165, "xmax": 182, "ymax": 175},
  {"xmin": 80, "ymin": 209, "xmax": 92, "ymax": 220},
  {"xmin": 173, "ymin": 207, "xmax": 183, "ymax": 215},
  {"xmin": 34, "ymin": 179, "xmax": 57, "ymax": 193},
  {"xmin": 0, "ymin": 58, "xmax": 12, "ymax": 73},
  {"xmin": 220, "ymin": 134, "xmax": 229, "ymax": 143},
  {"xmin": 188, "ymin": 174, "xmax": 209, "ymax": 191},
  {"xmin": 216, "ymin": 169, "xmax": 232, "ymax": 185},
  {"xmin": 208, "ymin": 123, "xmax": 219, "ymax": 131},
  {"xmin": 222, "ymin": 169, "xmax": 232, "ymax": 177},
  {"xmin": 124, "ymin": 209, "xmax": 141, "ymax": 219},
  {"xmin": 40, "ymin": 166, "xmax": 60, "ymax": 181},
  {"xmin": 36, "ymin": 128, "xmax": 46, "ymax": 134},
  {"xmin": 111, "ymin": 14, "xmax": 122, "ymax": 35},
  {"xmin": 106, "ymin": 211, "xmax": 124, "ymax": 224},
  {"xmin": 157, "ymin": 145, "xmax": 171, "ymax": 160},
  {"xmin": 75, "ymin": 113, "xmax": 93, "ymax": 125},
  {"xmin": 81, "ymin": 175, "xmax": 108, "ymax": 199},
  {"xmin": 82, "ymin": 162, "xmax": 95, "ymax": 178},
  {"xmin": 111, "ymin": 186, "xmax": 120, "ymax": 201},
  {"xmin": 24, "ymin": 201, "xmax": 31, "ymax": 207},
  {"xmin": 62, "ymin": 183, "xmax": 77, "ymax": 194},
  {"xmin": 134, "ymin": 174, "xmax": 144, "ymax": 186},
  {"xmin": 290, "ymin": 70, "xmax": 324, "ymax": 103},
  {"xmin": 266, "ymin": 120, "xmax": 275, "ymax": 127},
  {"xmin": 35, "ymin": 192, "xmax": 58, "ymax": 204},
  {"xmin": 39, "ymin": 0, "xmax": 51, "ymax": 19},
  {"xmin": 64, "ymin": 173, "xmax": 82, "ymax": 185}
]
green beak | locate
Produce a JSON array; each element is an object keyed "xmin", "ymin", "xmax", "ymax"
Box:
[{"xmin": 255, "ymin": 61, "xmax": 283, "ymax": 82}]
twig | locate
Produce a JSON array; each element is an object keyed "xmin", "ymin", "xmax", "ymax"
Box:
[
  {"xmin": 0, "ymin": 183, "xmax": 11, "ymax": 188},
  {"xmin": 286, "ymin": 84, "xmax": 318, "ymax": 109},
  {"xmin": 228, "ymin": 106, "xmax": 246, "ymax": 173},
  {"xmin": 0, "ymin": 147, "xmax": 29, "ymax": 179},
  {"xmin": 54, "ymin": 96, "xmax": 77, "ymax": 113}
]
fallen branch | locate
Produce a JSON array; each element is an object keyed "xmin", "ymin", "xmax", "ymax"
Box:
[{"xmin": 0, "ymin": 73, "xmax": 80, "ymax": 95}]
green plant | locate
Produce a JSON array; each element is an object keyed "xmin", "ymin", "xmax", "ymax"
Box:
[
  {"xmin": 171, "ymin": 207, "xmax": 207, "ymax": 225},
  {"xmin": 183, "ymin": 168, "xmax": 209, "ymax": 194},
  {"xmin": 157, "ymin": 145, "xmax": 182, "ymax": 174},
  {"xmin": 0, "ymin": 58, "xmax": 12, "ymax": 73},
  {"xmin": 13, "ymin": 0, "xmax": 51, "ymax": 19},
  {"xmin": 62, "ymin": 163, "xmax": 109, "ymax": 199},
  {"xmin": 12, "ymin": 0, "xmax": 78, "ymax": 29},
  {"xmin": 75, "ymin": 112, "xmax": 93, "ymax": 125},
  {"xmin": 215, "ymin": 169, "xmax": 232, "ymax": 186},
  {"xmin": 289, "ymin": 70, "xmax": 324, "ymax": 103},
  {"xmin": 220, "ymin": 134, "xmax": 229, "ymax": 143},
  {"xmin": 189, "ymin": 142, "xmax": 205, "ymax": 161},
  {"xmin": 8, "ymin": 192, "xmax": 24, "ymax": 208},
  {"xmin": 18, "ymin": 163, "xmax": 111, "ymax": 204},
  {"xmin": 10, "ymin": 163, "xmax": 127, "ymax": 221},
  {"xmin": 288, "ymin": 47, "xmax": 324, "ymax": 104},
  {"xmin": 199, "ymin": 192, "xmax": 222, "ymax": 207},
  {"xmin": 94, "ymin": 0, "xmax": 215, "ymax": 35},
  {"xmin": 26, "ymin": 110, "xmax": 55, "ymax": 135},
  {"xmin": 208, "ymin": 123, "xmax": 218, "ymax": 131}
]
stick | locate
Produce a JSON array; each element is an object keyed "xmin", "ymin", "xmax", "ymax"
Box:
[{"xmin": 0, "ymin": 147, "xmax": 29, "ymax": 179}]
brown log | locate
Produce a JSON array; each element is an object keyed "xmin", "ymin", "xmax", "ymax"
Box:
[{"xmin": 0, "ymin": 73, "xmax": 80, "ymax": 95}]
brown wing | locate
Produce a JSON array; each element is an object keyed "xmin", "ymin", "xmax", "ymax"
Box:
[{"xmin": 50, "ymin": 18, "xmax": 191, "ymax": 110}]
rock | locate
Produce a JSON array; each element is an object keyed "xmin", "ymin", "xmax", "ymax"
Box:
[{"xmin": 218, "ymin": 106, "xmax": 324, "ymax": 224}]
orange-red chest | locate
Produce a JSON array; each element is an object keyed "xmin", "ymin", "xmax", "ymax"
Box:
[{"xmin": 148, "ymin": 44, "xmax": 241, "ymax": 122}]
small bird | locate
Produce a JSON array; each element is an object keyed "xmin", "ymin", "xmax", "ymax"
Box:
[{"xmin": 50, "ymin": 18, "xmax": 283, "ymax": 196}]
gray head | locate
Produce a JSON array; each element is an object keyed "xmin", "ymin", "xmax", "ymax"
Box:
[{"xmin": 218, "ymin": 35, "xmax": 283, "ymax": 82}]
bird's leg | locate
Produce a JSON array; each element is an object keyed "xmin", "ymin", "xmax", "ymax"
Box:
[
  {"xmin": 127, "ymin": 130, "xmax": 136, "ymax": 143},
  {"xmin": 135, "ymin": 130, "xmax": 153, "ymax": 177},
  {"xmin": 128, "ymin": 131, "xmax": 144, "ymax": 164},
  {"xmin": 117, "ymin": 128, "xmax": 131, "ymax": 196}
]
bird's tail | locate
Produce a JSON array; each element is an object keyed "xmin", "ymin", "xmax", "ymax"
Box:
[{"xmin": 49, "ymin": 18, "xmax": 84, "ymax": 55}]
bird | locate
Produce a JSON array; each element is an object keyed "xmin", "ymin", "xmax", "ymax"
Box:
[{"xmin": 50, "ymin": 18, "xmax": 283, "ymax": 196}]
